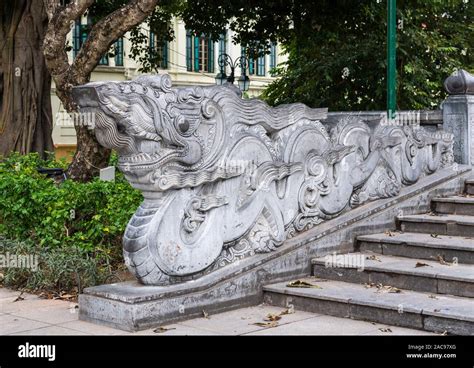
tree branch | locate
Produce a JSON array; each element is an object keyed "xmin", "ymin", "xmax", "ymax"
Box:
[
  {"xmin": 43, "ymin": 0, "xmax": 60, "ymax": 21},
  {"xmin": 43, "ymin": 0, "xmax": 94, "ymax": 82},
  {"xmin": 72, "ymin": 0, "xmax": 160, "ymax": 79}
]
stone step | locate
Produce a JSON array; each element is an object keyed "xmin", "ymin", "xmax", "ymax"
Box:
[
  {"xmin": 432, "ymin": 196, "xmax": 474, "ymax": 215},
  {"xmin": 466, "ymin": 180, "xmax": 474, "ymax": 195},
  {"xmin": 263, "ymin": 278, "xmax": 474, "ymax": 335},
  {"xmin": 357, "ymin": 232, "xmax": 474, "ymax": 264},
  {"xmin": 311, "ymin": 253, "xmax": 474, "ymax": 297},
  {"xmin": 397, "ymin": 214, "xmax": 474, "ymax": 237}
]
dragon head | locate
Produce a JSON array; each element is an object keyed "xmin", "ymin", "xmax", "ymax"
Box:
[{"xmin": 72, "ymin": 75, "xmax": 220, "ymax": 179}]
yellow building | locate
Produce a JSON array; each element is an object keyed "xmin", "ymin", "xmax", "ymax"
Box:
[{"xmin": 52, "ymin": 18, "xmax": 285, "ymax": 160}]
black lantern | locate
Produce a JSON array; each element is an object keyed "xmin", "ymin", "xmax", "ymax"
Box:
[{"xmin": 215, "ymin": 53, "xmax": 250, "ymax": 92}]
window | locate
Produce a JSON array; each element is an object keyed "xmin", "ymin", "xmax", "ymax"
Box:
[
  {"xmin": 269, "ymin": 42, "xmax": 277, "ymax": 75},
  {"xmin": 257, "ymin": 52, "xmax": 265, "ymax": 76},
  {"xmin": 150, "ymin": 32, "xmax": 168, "ymax": 69},
  {"xmin": 186, "ymin": 30, "xmax": 214, "ymax": 73},
  {"xmin": 242, "ymin": 46, "xmax": 265, "ymax": 76},
  {"xmin": 241, "ymin": 47, "xmax": 255, "ymax": 75},
  {"xmin": 73, "ymin": 19, "xmax": 108, "ymax": 65},
  {"xmin": 218, "ymin": 32, "xmax": 227, "ymax": 59},
  {"xmin": 99, "ymin": 54, "xmax": 109, "ymax": 66},
  {"xmin": 73, "ymin": 20, "xmax": 86, "ymax": 59},
  {"xmin": 115, "ymin": 38, "xmax": 124, "ymax": 67}
]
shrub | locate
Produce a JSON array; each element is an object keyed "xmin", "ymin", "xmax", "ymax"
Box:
[
  {"xmin": 0, "ymin": 152, "xmax": 142, "ymax": 293},
  {"xmin": 0, "ymin": 237, "xmax": 109, "ymax": 293}
]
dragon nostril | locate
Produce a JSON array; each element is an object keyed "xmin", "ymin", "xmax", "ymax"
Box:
[{"xmin": 179, "ymin": 120, "xmax": 190, "ymax": 133}]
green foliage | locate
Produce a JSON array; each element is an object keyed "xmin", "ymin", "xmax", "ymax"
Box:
[
  {"xmin": 0, "ymin": 153, "xmax": 142, "ymax": 292},
  {"xmin": 261, "ymin": 0, "xmax": 473, "ymax": 110},
  {"xmin": 182, "ymin": 0, "xmax": 472, "ymax": 110},
  {"xmin": 0, "ymin": 237, "xmax": 108, "ymax": 293}
]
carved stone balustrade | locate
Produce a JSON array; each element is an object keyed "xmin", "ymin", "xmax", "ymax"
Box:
[{"xmin": 73, "ymin": 74, "xmax": 455, "ymax": 286}]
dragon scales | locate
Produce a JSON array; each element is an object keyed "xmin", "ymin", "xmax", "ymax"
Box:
[{"xmin": 72, "ymin": 74, "xmax": 454, "ymax": 285}]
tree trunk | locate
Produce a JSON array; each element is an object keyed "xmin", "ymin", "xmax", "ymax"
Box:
[
  {"xmin": 55, "ymin": 75, "xmax": 111, "ymax": 182},
  {"xmin": 66, "ymin": 121, "xmax": 111, "ymax": 182},
  {"xmin": 0, "ymin": 0, "xmax": 53, "ymax": 159}
]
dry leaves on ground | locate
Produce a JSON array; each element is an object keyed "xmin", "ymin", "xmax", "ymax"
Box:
[
  {"xmin": 415, "ymin": 262, "xmax": 432, "ymax": 268},
  {"xmin": 366, "ymin": 255, "xmax": 382, "ymax": 262},
  {"xmin": 379, "ymin": 328, "xmax": 392, "ymax": 333},
  {"xmin": 253, "ymin": 321, "xmax": 279, "ymax": 328},
  {"xmin": 286, "ymin": 280, "xmax": 322, "ymax": 289},
  {"xmin": 364, "ymin": 283, "xmax": 401, "ymax": 293},
  {"xmin": 153, "ymin": 326, "xmax": 176, "ymax": 333},
  {"xmin": 251, "ymin": 307, "xmax": 295, "ymax": 329},
  {"xmin": 13, "ymin": 293, "xmax": 24, "ymax": 302},
  {"xmin": 264, "ymin": 313, "xmax": 282, "ymax": 322},
  {"xmin": 280, "ymin": 306, "xmax": 295, "ymax": 315},
  {"xmin": 435, "ymin": 255, "xmax": 452, "ymax": 266}
]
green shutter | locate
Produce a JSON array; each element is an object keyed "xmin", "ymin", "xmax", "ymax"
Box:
[
  {"xmin": 194, "ymin": 35, "xmax": 200, "ymax": 72},
  {"xmin": 73, "ymin": 21, "xmax": 81, "ymax": 59},
  {"xmin": 162, "ymin": 41, "xmax": 168, "ymax": 69},
  {"xmin": 186, "ymin": 31, "xmax": 192, "ymax": 71},
  {"xmin": 115, "ymin": 38, "xmax": 124, "ymax": 66}
]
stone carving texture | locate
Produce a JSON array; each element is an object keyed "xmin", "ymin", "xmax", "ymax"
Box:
[{"xmin": 73, "ymin": 75, "xmax": 454, "ymax": 285}]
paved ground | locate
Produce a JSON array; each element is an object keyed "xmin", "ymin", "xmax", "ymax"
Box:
[{"xmin": 0, "ymin": 287, "xmax": 435, "ymax": 335}]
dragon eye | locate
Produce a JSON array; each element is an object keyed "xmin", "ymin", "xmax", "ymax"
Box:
[{"xmin": 179, "ymin": 120, "xmax": 190, "ymax": 133}]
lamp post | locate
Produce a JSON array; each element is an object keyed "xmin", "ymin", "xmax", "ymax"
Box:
[
  {"xmin": 387, "ymin": 0, "xmax": 397, "ymax": 119},
  {"xmin": 215, "ymin": 53, "xmax": 250, "ymax": 92}
]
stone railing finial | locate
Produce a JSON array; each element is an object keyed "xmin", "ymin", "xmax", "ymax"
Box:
[{"xmin": 444, "ymin": 69, "xmax": 474, "ymax": 95}]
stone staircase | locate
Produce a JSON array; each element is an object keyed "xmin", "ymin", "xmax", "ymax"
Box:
[{"xmin": 263, "ymin": 179, "xmax": 474, "ymax": 335}]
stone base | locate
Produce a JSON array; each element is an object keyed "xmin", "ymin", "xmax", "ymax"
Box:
[{"xmin": 79, "ymin": 166, "xmax": 472, "ymax": 331}]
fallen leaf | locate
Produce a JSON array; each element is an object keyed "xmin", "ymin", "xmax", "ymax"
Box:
[
  {"xmin": 280, "ymin": 306, "xmax": 295, "ymax": 315},
  {"xmin": 376, "ymin": 284, "xmax": 402, "ymax": 293},
  {"xmin": 286, "ymin": 280, "xmax": 322, "ymax": 289},
  {"xmin": 202, "ymin": 310, "xmax": 210, "ymax": 319},
  {"xmin": 264, "ymin": 313, "xmax": 282, "ymax": 322},
  {"xmin": 13, "ymin": 293, "xmax": 24, "ymax": 302},
  {"xmin": 366, "ymin": 255, "xmax": 382, "ymax": 262},
  {"xmin": 415, "ymin": 262, "xmax": 431, "ymax": 268},
  {"xmin": 379, "ymin": 328, "xmax": 392, "ymax": 333},
  {"xmin": 386, "ymin": 286, "xmax": 402, "ymax": 293},
  {"xmin": 434, "ymin": 309, "xmax": 441, "ymax": 312},
  {"xmin": 56, "ymin": 293, "xmax": 75, "ymax": 300},
  {"xmin": 252, "ymin": 321, "xmax": 279, "ymax": 328},
  {"xmin": 436, "ymin": 255, "xmax": 452, "ymax": 266},
  {"xmin": 430, "ymin": 234, "xmax": 440, "ymax": 238},
  {"xmin": 153, "ymin": 326, "xmax": 176, "ymax": 333},
  {"xmin": 384, "ymin": 231, "xmax": 394, "ymax": 237},
  {"xmin": 428, "ymin": 294, "xmax": 438, "ymax": 299},
  {"xmin": 440, "ymin": 330, "xmax": 448, "ymax": 336}
]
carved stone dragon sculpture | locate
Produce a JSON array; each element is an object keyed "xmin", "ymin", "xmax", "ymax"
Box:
[{"xmin": 72, "ymin": 74, "xmax": 454, "ymax": 285}]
